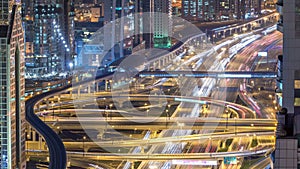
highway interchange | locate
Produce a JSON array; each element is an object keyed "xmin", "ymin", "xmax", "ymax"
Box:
[{"xmin": 25, "ymin": 15, "xmax": 280, "ymax": 169}]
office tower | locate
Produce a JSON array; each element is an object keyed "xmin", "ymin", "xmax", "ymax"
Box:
[
  {"xmin": 23, "ymin": 0, "xmax": 74, "ymax": 77},
  {"xmin": 103, "ymin": 0, "xmax": 142, "ymax": 64},
  {"xmin": 143, "ymin": 0, "xmax": 172, "ymax": 48},
  {"xmin": 181, "ymin": 0, "xmax": 216, "ymax": 21},
  {"xmin": 278, "ymin": 0, "xmax": 300, "ymax": 125},
  {"xmin": 274, "ymin": 0, "xmax": 300, "ymax": 168},
  {"xmin": 216, "ymin": 0, "xmax": 236, "ymax": 20},
  {"xmin": 0, "ymin": 1, "xmax": 26, "ymax": 169},
  {"xmin": 236, "ymin": 0, "xmax": 246, "ymax": 19}
]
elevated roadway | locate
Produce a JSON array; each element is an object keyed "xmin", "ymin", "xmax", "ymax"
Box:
[
  {"xmin": 25, "ymin": 73, "xmax": 114, "ymax": 169},
  {"xmin": 138, "ymin": 71, "xmax": 276, "ymax": 79},
  {"xmin": 27, "ymin": 148, "xmax": 273, "ymax": 161},
  {"xmin": 61, "ymin": 131, "xmax": 274, "ymax": 148}
]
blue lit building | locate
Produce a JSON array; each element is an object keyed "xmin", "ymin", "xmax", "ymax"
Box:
[{"xmin": 23, "ymin": 0, "xmax": 75, "ymax": 77}]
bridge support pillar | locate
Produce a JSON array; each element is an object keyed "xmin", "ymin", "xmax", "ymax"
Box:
[
  {"xmin": 158, "ymin": 60, "xmax": 161, "ymax": 70},
  {"xmin": 32, "ymin": 130, "xmax": 37, "ymax": 141},
  {"xmin": 141, "ymin": 146, "xmax": 145, "ymax": 154},
  {"xmin": 97, "ymin": 129, "xmax": 105, "ymax": 140},
  {"xmin": 151, "ymin": 131, "xmax": 158, "ymax": 138},
  {"xmin": 39, "ymin": 135, "xmax": 44, "ymax": 150},
  {"xmin": 105, "ymin": 80, "xmax": 108, "ymax": 91},
  {"xmin": 46, "ymin": 100, "xmax": 49, "ymax": 108},
  {"xmin": 77, "ymin": 87, "xmax": 81, "ymax": 97},
  {"xmin": 88, "ymin": 85, "xmax": 91, "ymax": 94},
  {"xmin": 96, "ymin": 82, "xmax": 99, "ymax": 92}
]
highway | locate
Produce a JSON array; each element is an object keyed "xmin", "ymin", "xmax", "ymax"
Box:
[
  {"xmin": 25, "ymin": 72, "xmax": 114, "ymax": 169},
  {"xmin": 138, "ymin": 70, "xmax": 276, "ymax": 79},
  {"xmin": 61, "ymin": 131, "xmax": 274, "ymax": 148},
  {"xmin": 25, "ymin": 21, "xmax": 280, "ymax": 168},
  {"xmin": 27, "ymin": 147, "xmax": 274, "ymax": 161},
  {"xmin": 26, "ymin": 91, "xmax": 67, "ymax": 169}
]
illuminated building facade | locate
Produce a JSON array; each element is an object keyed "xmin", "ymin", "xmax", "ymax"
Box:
[
  {"xmin": 103, "ymin": 0, "xmax": 142, "ymax": 62},
  {"xmin": 182, "ymin": 0, "xmax": 216, "ymax": 21},
  {"xmin": 274, "ymin": 0, "xmax": 300, "ymax": 168},
  {"xmin": 23, "ymin": 0, "xmax": 74, "ymax": 77},
  {"xmin": 0, "ymin": 1, "xmax": 26, "ymax": 169},
  {"xmin": 181, "ymin": 0, "xmax": 263, "ymax": 21},
  {"xmin": 143, "ymin": 0, "xmax": 172, "ymax": 48}
]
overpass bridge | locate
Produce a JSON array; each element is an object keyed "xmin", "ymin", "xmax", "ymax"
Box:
[
  {"xmin": 47, "ymin": 116, "xmax": 276, "ymax": 132},
  {"xmin": 209, "ymin": 12, "xmax": 279, "ymax": 41},
  {"xmin": 138, "ymin": 71, "xmax": 277, "ymax": 79},
  {"xmin": 27, "ymin": 148, "xmax": 273, "ymax": 161}
]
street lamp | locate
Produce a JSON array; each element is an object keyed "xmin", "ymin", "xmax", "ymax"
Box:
[
  {"xmin": 51, "ymin": 101, "xmax": 55, "ymax": 119},
  {"xmin": 43, "ymin": 110, "xmax": 46, "ymax": 122},
  {"xmin": 109, "ymin": 104, "xmax": 113, "ymax": 119},
  {"xmin": 69, "ymin": 62, "xmax": 74, "ymax": 71},
  {"xmin": 212, "ymin": 34, "xmax": 216, "ymax": 44},
  {"xmin": 225, "ymin": 106, "xmax": 229, "ymax": 131},
  {"xmin": 234, "ymin": 117, "xmax": 237, "ymax": 135},
  {"xmin": 166, "ymin": 109, "xmax": 169, "ymax": 119},
  {"xmin": 269, "ymin": 94, "xmax": 273, "ymax": 100},
  {"xmin": 58, "ymin": 97, "xmax": 61, "ymax": 116},
  {"xmin": 82, "ymin": 136, "xmax": 86, "ymax": 157}
]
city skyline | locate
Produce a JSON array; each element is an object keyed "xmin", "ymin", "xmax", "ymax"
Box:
[{"xmin": 0, "ymin": 0, "xmax": 293, "ymax": 169}]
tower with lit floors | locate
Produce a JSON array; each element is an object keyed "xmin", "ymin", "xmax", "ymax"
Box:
[{"xmin": 0, "ymin": 0, "xmax": 26, "ymax": 168}]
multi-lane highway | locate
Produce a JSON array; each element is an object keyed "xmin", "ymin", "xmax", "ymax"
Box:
[
  {"xmin": 25, "ymin": 18, "xmax": 280, "ymax": 168},
  {"xmin": 26, "ymin": 90, "xmax": 67, "ymax": 169}
]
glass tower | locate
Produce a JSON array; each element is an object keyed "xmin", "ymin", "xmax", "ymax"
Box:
[
  {"xmin": 23, "ymin": 0, "xmax": 74, "ymax": 76},
  {"xmin": 0, "ymin": 1, "xmax": 26, "ymax": 169}
]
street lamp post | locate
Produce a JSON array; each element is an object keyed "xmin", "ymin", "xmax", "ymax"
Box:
[
  {"xmin": 58, "ymin": 97, "xmax": 61, "ymax": 116},
  {"xmin": 234, "ymin": 117, "xmax": 237, "ymax": 135},
  {"xmin": 52, "ymin": 101, "xmax": 55, "ymax": 120},
  {"xmin": 83, "ymin": 136, "xmax": 86, "ymax": 157},
  {"xmin": 43, "ymin": 110, "xmax": 46, "ymax": 122},
  {"xmin": 165, "ymin": 109, "xmax": 170, "ymax": 128},
  {"xmin": 109, "ymin": 104, "xmax": 113, "ymax": 119},
  {"xmin": 225, "ymin": 107, "xmax": 229, "ymax": 131}
]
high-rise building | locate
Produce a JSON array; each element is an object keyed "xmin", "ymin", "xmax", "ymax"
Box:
[
  {"xmin": 23, "ymin": 0, "xmax": 74, "ymax": 77},
  {"xmin": 276, "ymin": 0, "xmax": 300, "ymax": 125},
  {"xmin": 143, "ymin": 0, "xmax": 172, "ymax": 48},
  {"xmin": 181, "ymin": 0, "xmax": 263, "ymax": 21},
  {"xmin": 103, "ymin": 0, "xmax": 142, "ymax": 63},
  {"xmin": 0, "ymin": 1, "xmax": 26, "ymax": 169},
  {"xmin": 274, "ymin": 0, "xmax": 300, "ymax": 168},
  {"xmin": 216, "ymin": 0, "xmax": 236, "ymax": 19},
  {"xmin": 184, "ymin": 0, "xmax": 219, "ymax": 20}
]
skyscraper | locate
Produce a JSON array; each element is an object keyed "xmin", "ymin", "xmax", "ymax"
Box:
[
  {"xmin": 23, "ymin": 0, "xmax": 74, "ymax": 76},
  {"xmin": 143, "ymin": 0, "xmax": 172, "ymax": 48},
  {"xmin": 274, "ymin": 0, "xmax": 300, "ymax": 168},
  {"xmin": 103, "ymin": 0, "xmax": 142, "ymax": 62},
  {"xmin": 0, "ymin": 1, "xmax": 26, "ymax": 169},
  {"xmin": 277, "ymin": 0, "xmax": 300, "ymax": 126}
]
